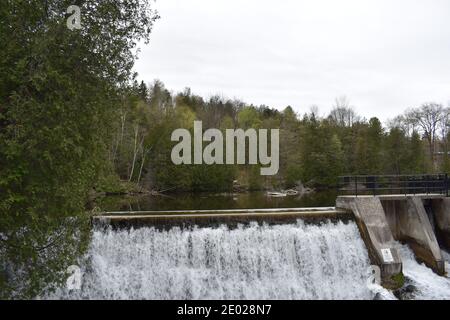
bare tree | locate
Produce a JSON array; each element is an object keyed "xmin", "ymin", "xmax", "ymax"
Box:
[
  {"xmin": 137, "ymin": 146, "xmax": 152, "ymax": 184},
  {"xmin": 309, "ymin": 105, "xmax": 320, "ymax": 120},
  {"xmin": 406, "ymin": 103, "xmax": 445, "ymax": 169},
  {"xmin": 387, "ymin": 115, "xmax": 419, "ymax": 136},
  {"xmin": 128, "ymin": 124, "xmax": 141, "ymax": 182},
  {"xmin": 439, "ymin": 108, "xmax": 450, "ymax": 158},
  {"xmin": 329, "ymin": 96, "xmax": 360, "ymax": 127},
  {"xmin": 111, "ymin": 108, "xmax": 127, "ymax": 163}
]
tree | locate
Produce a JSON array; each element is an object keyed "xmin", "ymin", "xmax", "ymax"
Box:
[
  {"xmin": 438, "ymin": 108, "xmax": 450, "ymax": 173},
  {"xmin": 280, "ymin": 106, "xmax": 301, "ymax": 187},
  {"xmin": 408, "ymin": 131, "xmax": 427, "ymax": 173},
  {"xmin": 406, "ymin": 103, "xmax": 445, "ymax": 170},
  {"xmin": 366, "ymin": 117, "xmax": 384, "ymax": 174},
  {"xmin": 0, "ymin": 0, "xmax": 158, "ymax": 298},
  {"xmin": 328, "ymin": 96, "xmax": 360, "ymax": 127},
  {"xmin": 327, "ymin": 134, "xmax": 345, "ymax": 181},
  {"xmin": 384, "ymin": 128, "xmax": 410, "ymax": 174},
  {"xmin": 237, "ymin": 107, "xmax": 262, "ymax": 129}
]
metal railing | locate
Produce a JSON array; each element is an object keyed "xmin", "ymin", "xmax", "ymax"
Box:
[{"xmin": 338, "ymin": 174, "xmax": 449, "ymax": 197}]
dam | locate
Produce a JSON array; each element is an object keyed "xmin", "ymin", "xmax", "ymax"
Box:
[
  {"xmin": 53, "ymin": 220, "xmax": 375, "ymax": 299},
  {"xmin": 52, "ymin": 174, "xmax": 450, "ymax": 299}
]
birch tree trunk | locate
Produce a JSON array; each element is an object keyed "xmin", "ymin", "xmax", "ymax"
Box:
[
  {"xmin": 112, "ymin": 110, "xmax": 127, "ymax": 164},
  {"xmin": 129, "ymin": 124, "xmax": 139, "ymax": 181},
  {"xmin": 137, "ymin": 146, "xmax": 150, "ymax": 184}
]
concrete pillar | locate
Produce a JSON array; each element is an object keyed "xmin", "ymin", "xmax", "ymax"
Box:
[
  {"xmin": 336, "ymin": 197, "xmax": 403, "ymax": 289},
  {"xmin": 431, "ymin": 198, "xmax": 450, "ymax": 250},
  {"xmin": 382, "ymin": 197, "xmax": 445, "ymax": 275}
]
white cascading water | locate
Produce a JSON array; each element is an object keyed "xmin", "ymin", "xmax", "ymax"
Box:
[
  {"xmin": 49, "ymin": 220, "xmax": 377, "ymax": 299},
  {"xmin": 395, "ymin": 244, "xmax": 450, "ymax": 300}
]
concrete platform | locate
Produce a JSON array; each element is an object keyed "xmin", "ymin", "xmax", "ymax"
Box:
[
  {"xmin": 338, "ymin": 194, "xmax": 445, "ymax": 201},
  {"xmin": 101, "ymin": 207, "xmax": 338, "ymax": 216}
]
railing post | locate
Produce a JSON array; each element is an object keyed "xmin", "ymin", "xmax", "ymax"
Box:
[
  {"xmin": 336, "ymin": 177, "xmax": 339, "ymax": 196},
  {"xmin": 403, "ymin": 176, "xmax": 406, "ymax": 196},
  {"xmin": 373, "ymin": 176, "xmax": 376, "ymax": 197},
  {"xmin": 355, "ymin": 177, "xmax": 358, "ymax": 197},
  {"xmin": 446, "ymin": 173, "xmax": 448, "ymax": 197}
]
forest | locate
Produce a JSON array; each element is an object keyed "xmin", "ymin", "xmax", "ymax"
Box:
[{"xmin": 106, "ymin": 80, "xmax": 450, "ymax": 193}]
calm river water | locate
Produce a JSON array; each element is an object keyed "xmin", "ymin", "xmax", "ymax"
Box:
[{"xmin": 95, "ymin": 190, "xmax": 338, "ymax": 212}]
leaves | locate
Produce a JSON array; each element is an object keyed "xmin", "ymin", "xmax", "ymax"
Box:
[{"xmin": 0, "ymin": 0, "xmax": 158, "ymax": 298}]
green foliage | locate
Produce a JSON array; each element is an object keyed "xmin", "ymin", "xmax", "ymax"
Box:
[
  {"xmin": 238, "ymin": 107, "xmax": 262, "ymax": 129},
  {"xmin": 390, "ymin": 272, "xmax": 406, "ymax": 289},
  {"xmin": 0, "ymin": 0, "xmax": 158, "ymax": 298},
  {"xmin": 113, "ymin": 81, "xmax": 440, "ymax": 192},
  {"xmin": 96, "ymin": 174, "xmax": 141, "ymax": 194}
]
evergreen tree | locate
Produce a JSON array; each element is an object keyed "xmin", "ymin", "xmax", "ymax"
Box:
[{"xmin": 0, "ymin": 0, "xmax": 158, "ymax": 298}]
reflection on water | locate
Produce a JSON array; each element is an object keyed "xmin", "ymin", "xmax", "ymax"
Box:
[{"xmin": 95, "ymin": 190, "xmax": 338, "ymax": 212}]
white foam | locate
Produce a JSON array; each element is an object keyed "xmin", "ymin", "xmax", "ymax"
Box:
[
  {"xmin": 396, "ymin": 244, "xmax": 450, "ymax": 300},
  {"xmin": 49, "ymin": 221, "xmax": 374, "ymax": 300}
]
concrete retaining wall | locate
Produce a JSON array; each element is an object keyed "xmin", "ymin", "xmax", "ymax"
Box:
[
  {"xmin": 431, "ymin": 198, "xmax": 450, "ymax": 250},
  {"xmin": 381, "ymin": 197, "xmax": 445, "ymax": 275},
  {"xmin": 336, "ymin": 197, "xmax": 403, "ymax": 288}
]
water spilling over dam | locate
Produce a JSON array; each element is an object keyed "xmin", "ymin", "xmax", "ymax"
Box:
[
  {"xmin": 50, "ymin": 220, "xmax": 377, "ymax": 300},
  {"xmin": 43, "ymin": 190, "xmax": 450, "ymax": 300}
]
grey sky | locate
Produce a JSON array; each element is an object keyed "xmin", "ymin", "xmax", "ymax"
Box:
[{"xmin": 134, "ymin": 0, "xmax": 450, "ymax": 122}]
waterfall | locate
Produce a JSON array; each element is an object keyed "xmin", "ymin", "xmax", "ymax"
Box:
[
  {"xmin": 49, "ymin": 220, "xmax": 376, "ymax": 299},
  {"xmin": 395, "ymin": 244, "xmax": 450, "ymax": 300}
]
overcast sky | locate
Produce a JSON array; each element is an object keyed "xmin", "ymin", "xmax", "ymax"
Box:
[{"xmin": 134, "ymin": 0, "xmax": 450, "ymax": 122}]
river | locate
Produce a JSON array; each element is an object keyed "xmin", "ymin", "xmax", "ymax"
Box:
[{"xmin": 95, "ymin": 190, "xmax": 338, "ymax": 212}]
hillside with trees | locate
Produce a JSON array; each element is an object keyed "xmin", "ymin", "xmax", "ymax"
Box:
[{"xmin": 107, "ymin": 80, "xmax": 449, "ymax": 193}]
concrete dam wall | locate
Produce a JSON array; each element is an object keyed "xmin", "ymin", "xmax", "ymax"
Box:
[{"xmin": 336, "ymin": 195, "xmax": 450, "ymax": 288}]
